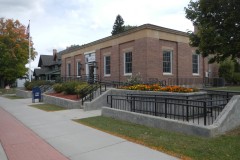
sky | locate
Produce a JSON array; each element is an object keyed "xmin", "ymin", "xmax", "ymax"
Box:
[{"xmin": 0, "ymin": 0, "xmax": 194, "ymax": 69}]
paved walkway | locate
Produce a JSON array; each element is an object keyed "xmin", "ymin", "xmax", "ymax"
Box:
[{"xmin": 0, "ymin": 96, "xmax": 178, "ymax": 160}]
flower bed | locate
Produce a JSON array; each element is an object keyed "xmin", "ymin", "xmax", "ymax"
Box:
[{"xmin": 119, "ymin": 84, "xmax": 197, "ymax": 93}]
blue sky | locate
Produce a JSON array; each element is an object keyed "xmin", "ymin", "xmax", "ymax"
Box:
[{"xmin": 0, "ymin": 0, "xmax": 193, "ymax": 69}]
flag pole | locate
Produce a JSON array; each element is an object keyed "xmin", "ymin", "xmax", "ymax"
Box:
[{"xmin": 28, "ymin": 20, "xmax": 31, "ymax": 82}]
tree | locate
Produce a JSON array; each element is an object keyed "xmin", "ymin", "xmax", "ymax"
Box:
[
  {"xmin": 111, "ymin": 14, "xmax": 125, "ymax": 35},
  {"xmin": 185, "ymin": 0, "xmax": 240, "ymax": 63},
  {"xmin": 0, "ymin": 18, "xmax": 36, "ymax": 87},
  {"xmin": 124, "ymin": 25, "xmax": 138, "ymax": 31}
]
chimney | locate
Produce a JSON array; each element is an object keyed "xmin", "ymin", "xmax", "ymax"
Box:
[{"xmin": 53, "ymin": 49, "xmax": 57, "ymax": 56}]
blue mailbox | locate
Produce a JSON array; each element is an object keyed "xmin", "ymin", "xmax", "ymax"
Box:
[{"xmin": 32, "ymin": 87, "xmax": 42, "ymax": 103}]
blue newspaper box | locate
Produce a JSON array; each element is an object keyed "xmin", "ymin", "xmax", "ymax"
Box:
[{"xmin": 32, "ymin": 87, "xmax": 41, "ymax": 103}]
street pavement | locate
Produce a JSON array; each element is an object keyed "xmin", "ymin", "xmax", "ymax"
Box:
[{"xmin": 0, "ymin": 96, "xmax": 178, "ymax": 160}]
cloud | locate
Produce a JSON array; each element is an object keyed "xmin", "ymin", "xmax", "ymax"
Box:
[{"xmin": 0, "ymin": 0, "xmax": 194, "ymax": 69}]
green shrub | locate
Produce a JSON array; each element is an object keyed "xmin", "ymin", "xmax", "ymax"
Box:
[
  {"xmin": 62, "ymin": 81, "xmax": 80, "ymax": 94},
  {"xmin": 53, "ymin": 83, "xmax": 63, "ymax": 93},
  {"xmin": 232, "ymin": 72, "xmax": 240, "ymax": 84},
  {"xmin": 24, "ymin": 80, "xmax": 54, "ymax": 90},
  {"xmin": 75, "ymin": 83, "xmax": 89, "ymax": 96},
  {"xmin": 124, "ymin": 73, "xmax": 143, "ymax": 86}
]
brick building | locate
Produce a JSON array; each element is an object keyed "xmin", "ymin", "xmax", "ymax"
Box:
[{"xmin": 60, "ymin": 24, "xmax": 218, "ymax": 85}]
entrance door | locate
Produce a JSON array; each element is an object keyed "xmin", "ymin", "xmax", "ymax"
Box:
[{"xmin": 89, "ymin": 65, "xmax": 94, "ymax": 83}]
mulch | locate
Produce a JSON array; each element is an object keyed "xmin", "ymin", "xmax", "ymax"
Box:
[{"xmin": 47, "ymin": 93, "xmax": 79, "ymax": 101}]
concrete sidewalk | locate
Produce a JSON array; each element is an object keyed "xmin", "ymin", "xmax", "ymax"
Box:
[{"xmin": 0, "ymin": 97, "xmax": 178, "ymax": 160}]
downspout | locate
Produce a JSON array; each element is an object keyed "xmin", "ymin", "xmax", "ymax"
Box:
[{"xmin": 176, "ymin": 42, "xmax": 179, "ymax": 85}]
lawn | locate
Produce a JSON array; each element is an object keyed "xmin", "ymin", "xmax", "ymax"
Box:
[
  {"xmin": 0, "ymin": 88, "xmax": 16, "ymax": 95},
  {"xmin": 207, "ymin": 86, "xmax": 240, "ymax": 91},
  {"xmin": 29, "ymin": 104, "xmax": 66, "ymax": 112},
  {"xmin": 4, "ymin": 95, "xmax": 23, "ymax": 99},
  {"xmin": 75, "ymin": 116, "xmax": 240, "ymax": 160}
]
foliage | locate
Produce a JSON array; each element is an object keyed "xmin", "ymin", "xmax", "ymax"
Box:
[
  {"xmin": 24, "ymin": 80, "xmax": 54, "ymax": 90},
  {"xmin": 120, "ymin": 84, "xmax": 197, "ymax": 93},
  {"xmin": 0, "ymin": 18, "xmax": 37, "ymax": 86},
  {"xmin": 124, "ymin": 73, "xmax": 143, "ymax": 86},
  {"xmin": 62, "ymin": 81, "xmax": 80, "ymax": 94},
  {"xmin": 218, "ymin": 58, "xmax": 235, "ymax": 82},
  {"xmin": 232, "ymin": 72, "xmax": 240, "ymax": 84},
  {"xmin": 75, "ymin": 82, "xmax": 89, "ymax": 96},
  {"xmin": 111, "ymin": 14, "xmax": 125, "ymax": 35},
  {"xmin": 76, "ymin": 116, "xmax": 240, "ymax": 160},
  {"xmin": 52, "ymin": 83, "xmax": 63, "ymax": 93},
  {"xmin": 185, "ymin": 0, "xmax": 240, "ymax": 63},
  {"xmin": 124, "ymin": 25, "xmax": 137, "ymax": 31}
]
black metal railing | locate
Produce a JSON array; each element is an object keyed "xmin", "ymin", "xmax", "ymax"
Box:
[
  {"xmin": 106, "ymin": 92, "xmax": 234, "ymax": 126},
  {"xmin": 61, "ymin": 74, "xmax": 99, "ymax": 83},
  {"xmin": 80, "ymin": 83, "xmax": 102, "ymax": 105}
]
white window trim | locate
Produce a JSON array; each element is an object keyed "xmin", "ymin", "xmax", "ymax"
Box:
[
  {"xmin": 124, "ymin": 52, "xmax": 132, "ymax": 76},
  {"xmin": 192, "ymin": 54, "xmax": 200, "ymax": 76},
  {"xmin": 163, "ymin": 50, "xmax": 173, "ymax": 75},
  {"xmin": 104, "ymin": 55, "xmax": 111, "ymax": 77}
]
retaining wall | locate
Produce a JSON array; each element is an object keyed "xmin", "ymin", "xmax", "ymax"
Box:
[
  {"xmin": 102, "ymin": 95, "xmax": 240, "ymax": 137},
  {"xmin": 42, "ymin": 94, "xmax": 83, "ymax": 109},
  {"xmin": 16, "ymin": 89, "xmax": 32, "ymax": 98}
]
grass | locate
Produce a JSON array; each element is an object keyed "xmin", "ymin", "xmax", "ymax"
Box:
[
  {"xmin": 0, "ymin": 88, "xmax": 16, "ymax": 95},
  {"xmin": 29, "ymin": 103, "xmax": 66, "ymax": 112},
  {"xmin": 4, "ymin": 95, "xmax": 23, "ymax": 99},
  {"xmin": 207, "ymin": 86, "xmax": 240, "ymax": 91},
  {"xmin": 75, "ymin": 116, "xmax": 240, "ymax": 160}
]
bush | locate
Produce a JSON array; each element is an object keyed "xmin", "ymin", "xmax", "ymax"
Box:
[
  {"xmin": 124, "ymin": 73, "xmax": 143, "ymax": 86},
  {"xmin": 219, "ymin": 59, "xmax": 234, "ymax": 82},
  {"xmin": 62, "ymin": 81, "xmax": 80, "ymax": 94},
  {"xmin": 232, "ymin": 72, "xmax": 240, "ymax": 84},
  {"xmin": 24, "ymin": 80, "xmax": 54, "ymax": 90},
  {"xmin": 53, "ymin": 83, "xmax": 63, "ymax": 93},
  {"xmin": 75, "ymin": 82, "xmax": 89, "ymax": 96}
]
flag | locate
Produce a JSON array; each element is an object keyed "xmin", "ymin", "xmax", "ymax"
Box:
[{"xmin": 26, "ymin": 22, "xmax": 30, "ymax": 39}]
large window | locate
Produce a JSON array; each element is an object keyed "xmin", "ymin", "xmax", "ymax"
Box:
[
  {"xmin": 67, "ymin": 63, "xmax": 71, "ymax": 76},
  {"xmin": 192, "ymin": 54, "xmax": 199, "ymax": 75},
  {"xmin": 124, "ymin": 52, "xmax": 132, "ymax": 75},
  {"xmin": 163, "ymin": 50, "xmax": 172, "ymax": 74},
  {"xmin": 77, "ymin": 61, "xmax": 81, "ymax": 77},
  {"xmin": 104, "ymin": 56, "xmax": 111, "ymax": 76}
]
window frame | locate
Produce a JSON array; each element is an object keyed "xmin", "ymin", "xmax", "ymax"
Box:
[
  {"xmin": 162, "ymin": 50, "xmax": 173, "ymax": 75},
  {"xmin": 104, "ymin": 55, "xmax": 111, "ymax": 76},
  {"xmin": 76, "ymin": 61, "xmax": 81, "ymax": 77},
  {"xmin": 124, "ymin": 51, "xmax": 132, "ymax": 76},
  {"xmin": 67, "ymin": 63, "xmax": 71, "ymax": 77},
  {"xmin": 192, "ymin": 54, "xmax": 200, "ymax": 75}
]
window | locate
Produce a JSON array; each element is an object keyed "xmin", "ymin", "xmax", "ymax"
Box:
[
  {"xmin": 77, "ymin": 61, "xmax": 81, "ymax": 77},
  {"xmin": 192, "ymin": 54, "xmax": 199, "ymax": 75},
  {"xmin": 163, "ymin": 50, "xmax": 172, "ymax": 74},
  {"xmin": 124, "ymin": 52, "xmax": 132, "ymax": 75},
  {"xmin": 104, "ymin": 56, "xmax": 111, "ymax": 76},
  {"xmin": 67, "ymin": 63, "xmax": 71, "ymax": 76}
]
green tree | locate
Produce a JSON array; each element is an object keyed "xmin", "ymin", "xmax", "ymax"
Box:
[
  {"xmin": 218, "ymin": 58, "xmax": 235, "ymax": 82},
  {"xmin": 124, "ymin": 25, "xmax": 137, "ymax": 31},
  {"xmin": 111, "ymin": 14, "xmax": 125, "ymax": 35},
  {"xmin": 185, "ymin": 0, "xmax": 240, "ymax": 63},
  {"xmin": 0, "ymin": 18, "xmax": 36, "ymax": 87}
]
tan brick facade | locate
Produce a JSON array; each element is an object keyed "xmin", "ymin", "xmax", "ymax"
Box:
[{"xmin": 61, "ymin": 24, "xmax": 215, "ymax": 83}]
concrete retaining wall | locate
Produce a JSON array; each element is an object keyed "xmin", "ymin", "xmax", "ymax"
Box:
[
  {"xmin": 16, "ymin": 89, "xmax": 32, "ymax": 98},
  {"xmin": 42, "ymin": 94, "xmax": 83, "ymax": 109},
  {"xmin": 102, "ymin": 95, "xmax": 240, "ymax": 137}
]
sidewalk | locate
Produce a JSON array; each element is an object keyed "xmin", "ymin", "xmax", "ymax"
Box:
[{"xmin": 0, "ymin": 97, "xmax": 178, "ymax": 160}]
